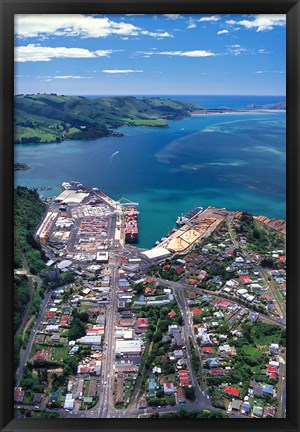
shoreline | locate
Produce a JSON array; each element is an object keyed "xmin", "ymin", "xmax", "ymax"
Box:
[{"xmin": 191, "ymin": 109, "xmax": 286, "ymax": 116}]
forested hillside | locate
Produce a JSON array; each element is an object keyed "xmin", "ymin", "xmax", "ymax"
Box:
[
  {"xmin": 14, "ymin": 187, "xmax": 46, "ymax": 334},
  {"xmin": 14, "ymin": 94, "xmax": 199, "ymax": 143}
]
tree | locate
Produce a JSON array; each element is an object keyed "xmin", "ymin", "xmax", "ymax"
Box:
[
  {"xmin": 185, "ymin": 386, "xmax": 196, "ymax": 401},
  {"xmin": 78, "ymin": 311, "xmax": 89, "ymax": 323},
  {"xmin": 68, "ymin": 317, "xmax": 86, "ymax": 341}
]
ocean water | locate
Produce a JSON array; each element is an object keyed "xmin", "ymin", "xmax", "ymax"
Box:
[{"xmin": 15, "ymin": 95, "xmax": 286, "ymax": 249}]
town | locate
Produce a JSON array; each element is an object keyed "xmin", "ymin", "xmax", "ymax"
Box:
[{"xmin": 14, "ymin": 182, "xmax": 286, "ymax": 419}]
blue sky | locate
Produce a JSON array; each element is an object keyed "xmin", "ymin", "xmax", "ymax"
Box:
[{"xmin": 14, "ymin": 14, "xmax": 286, "ymax": 96}]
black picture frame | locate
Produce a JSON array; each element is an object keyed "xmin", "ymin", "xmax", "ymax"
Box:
[{"xmin": 1, "ymin": 1, "xmax": 299, "ymax": 431}]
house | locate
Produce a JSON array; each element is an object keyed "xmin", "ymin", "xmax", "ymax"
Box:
[
  {"xmin": 225, "ymin": 386, "xmax": 240, "ymax": 397},
  {"xmin": 174, "ymin": 350, "xmax": 184, "ymax": 360},
  {"xmin": 249, "ymin": 312, "xmax": 259, "ymax": 323},
  {"xmin": 168, "ymin": 311, "xmax": 176, "ymax": 318},
  {"xmin": 253, "ymin": 405, "xmax": 263, "ymax": 417},
  {"xmin": 231, "ymin": 399, "xmax": 242, "ymax": 411},
  {"xmin": 64, "ymin": 393, "xmax": 75, "ymax": 410},
  {"xmin": 148, "ymin": 381, "xmax": 156, "ymax": 392},
  {"xmin": 14, "ymin": 387, "xmax": 25, "ymax": 403},
  {"xmin": 269, "ymin": 343, "xmax": 280, "ymax": 356},
  {"xmin": 163, "ymin": 383, "xmax": 175, "ymax": 395},
  {"xmin": 177, "ymin": 357, "xmax": 187, "ymax": 369},
  {"xmin": 192, "ymin": 308, "xmax": 201, "ymax": 316},
  {"xmin": 249, "ymin": 381, "xmax": 263, "ymax": 398},
  {"xmin": 218, "ymin": 300, "xmax": 231, "ymax": 308},
  {"xmin": 49, "ymin": 390, "xmax": 60, "ymax": 404},
  {"xmin": 262, "ymin": 384, "xmax": 274, "ymax": 395},
  {"xmin": 203, "ymin": 347, "xmax": 213, "ymax": 354},
  {"xmin": 168, "ymin": 324, "xmax": 181, "ymax": 336},
  {"xmin": 172, "ymin": 335, "xmax": 185, "ymax": 349},
  {"xmin": 267, "ymin": 366, "xmax": 278, "ymax": 376},
  {"xmin": 153, "ymin": 366, "xmax": 161, "ymax": 374},
  {"xmin": 241, "ymin": 401, "xmax": 251, "ymax": 415},
  {"xmin": 219, "ymin": 344, "xmax": 231, "ymax": 355},
  {"xmin": 210, "ymin": 367, "xmax": 224, "ymax": 376},
  {"xmin": 269, "ymin": 360, "xmax": 280, "ymax": 367},
  {"xmin": 263, "ymin": 406, "xmax": 276, "ymax": 417},
  {"xmin": 178, "ymin": 370, "xmax": 190, "ymax": 387},
  {"xmin": 207, "ymin": 358, "xmax": 219, "ymax": 368},
  {"xmin": 32, "ymin": 393, "xmax": 43, "ymax": 404},
  {"xmin": 177, "ymin": 387, "xmax": 186, "ymax": 404}
]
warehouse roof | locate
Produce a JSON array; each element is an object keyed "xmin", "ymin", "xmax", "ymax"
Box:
[{"xmin": 141, "ymin": 247, "xmax": 171, "ymax": 261}]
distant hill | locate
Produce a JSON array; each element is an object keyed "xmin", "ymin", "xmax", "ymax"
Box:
[
  {"xmin": 14, "ymin": 94, "xmax": 199, "ymax": 144},
  {"xmin": 246, "ymin": 101, "xmax": 286, "ymax": 110}
]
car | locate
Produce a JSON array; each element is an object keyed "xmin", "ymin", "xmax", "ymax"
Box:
[
  {"xmin": 158, "ymin": 406, "xmax": 161, "ymax": 408},
  {"xmin": 207, "ymin": 395, "xmax": 210, "ymax": 399}
]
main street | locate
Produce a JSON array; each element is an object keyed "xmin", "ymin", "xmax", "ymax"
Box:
[{"xmin": 97, "ymin": 252, "xmax": 120, "ymax": 418}]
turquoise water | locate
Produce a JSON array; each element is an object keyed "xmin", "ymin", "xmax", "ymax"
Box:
[{"xmin": 15, "ymin": 97, "xmax": 286, "ymax": 249}]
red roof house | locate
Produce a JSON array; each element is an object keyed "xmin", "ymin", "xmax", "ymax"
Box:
[
  {"xmin": 240, "ymin": 276, "xmax": 251, "ymax": 283},
  {"xmin": 168, "ymin": 311, "xmax": 177, "ymax": 318},
  {"xmin": 137, "ymin": 318, "xmax": 149, "ymax": 328},
  {"xmin": 176, "ymin": 267, "xmax": 185, "ymax": 274},
  {"xmin": 210, "ymin": 368, "xmax": 225, "ymax": 376},
  {"xmin": 225, "ymin": 386, "xmax": 240, "ymax": 397},
  {"xmin": 267, "ymin": 366, "xmax": 278, "ymax": 375},
  {"xmin": 192, "ymin": 308, "xmax": 201, "ymax": 316},
  {"xmin": 203, "ymin": 347, "xmax": 213, "ymax": 354},
  {"xmin": 218, "ymin": 300, "xmax": 231, "ymax": 308}
]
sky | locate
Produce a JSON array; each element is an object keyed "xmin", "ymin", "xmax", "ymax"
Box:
[{"xmin": 14, "ymin": 14, "xmax": 286, "ymax": 96}]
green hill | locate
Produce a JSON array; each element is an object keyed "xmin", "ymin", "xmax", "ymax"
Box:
[{"xmin": 14, "ymin": 94, "xmax": 199, "ymax": 144}]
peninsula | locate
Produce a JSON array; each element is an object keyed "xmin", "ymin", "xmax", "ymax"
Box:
[{"xmin": 14, "ymin": 94, "xmax": 199, "ymax": 144}]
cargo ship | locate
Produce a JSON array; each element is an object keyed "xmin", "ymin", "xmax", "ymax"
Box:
[
  {"xmin": 176, "ymin": 206, "xmax": 203, "ymax": 226},
  {"xmin": 125, "ymin": 207, "xmax": 139, "ymax": 243}
]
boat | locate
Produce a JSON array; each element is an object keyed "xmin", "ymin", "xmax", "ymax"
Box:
[
  {"xmin": 124, "ymin": 207, "xmax": 139, "ymax": 243},
  {"xmin": 176, "ymin": 206, "xmax": 203, "ymax": 226}
]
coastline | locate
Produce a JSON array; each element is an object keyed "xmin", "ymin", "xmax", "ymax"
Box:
[{"xmin": 191, "ymin": 109, "xmax": 286, "ymax": 116}]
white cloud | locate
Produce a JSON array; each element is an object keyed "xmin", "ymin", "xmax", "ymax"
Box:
[
  {"xmin": 226, "ymin": 14, "xmax": 286, "ymax": 32},
  {"xmin": 217, "ymin": 29, "xmax": 229, "ymax": 35},
  {"xmin": 158, "ymin": 50, "xmax": 216, "ymax": 57},
  {"xmin": 226, "ymin": 44, "xmax": 250, "ymax": 56},
  {"xmin": 102, "ymin": 69, "xmax": 143, "ymax": 74},
  {"xmin": 199, "ymin": 15, "xmax": 220, "ymax": 22},
  {"xmin": 141, "ymin": 30, "xmax": 173, "ymax": 38},
  {"xmin": 15, "ymin": 44, "xmax": 114, "ymax": 62},
  {"xmin": 135, "ymin": 49, "xmax": 216, "ymax": 58},
  {"xmin": 15, "ymin": 14, "xmax": 173, "ymax": 39},
  {"xmin": 53, "ymin": 75, "xmax": 93, "ymax": 79},
  {"xmin": 37, "ymin": 75, "xmax": 93, "ymax": 80},
  {"xmin": 255, "ymin": 70, "xmax": 266, "ymax": 74},
  {"xmin": 163, "ymin": 14, "xmax": 182, "ymax": 20},
  {"xmin": 273, "ymin": 70, "xmax": 285, "ymax": 74},
  {"xmin": 226, "ymin": 20, "xmax": 236, "ymax": 25},
  {"xmin": 187, "ymin": 18, "xmax": 197, "ymax": 29}
]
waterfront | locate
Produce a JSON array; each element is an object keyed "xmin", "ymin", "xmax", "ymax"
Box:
[{"xmin": 15, "ymin": 98, "xmax": 286, "ymax": 249}]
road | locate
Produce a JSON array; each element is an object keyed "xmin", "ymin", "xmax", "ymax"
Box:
[
  {"xmin": 97, "ymin": 252, "xmax": 119, "ymax": 418},
  {"xmin": 15, "ymin": 290, "xmax": 52, "ymax": 387},
  {"xmin": 172, "ymin": 287, "xmax": 209, "ymax": 405}
]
